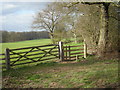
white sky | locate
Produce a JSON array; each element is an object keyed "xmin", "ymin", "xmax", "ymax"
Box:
[
  {"xmin": 0, "ymin": 2, "xmax": 49, "ymax": 32},
  {"xmin": 0, "ymin": 0, "xmax": 119, "ymax": 32}
]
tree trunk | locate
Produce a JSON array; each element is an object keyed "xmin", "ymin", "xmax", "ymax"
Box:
[
  {"xmin": 118, "ymin": 2, "xmax": 120, "ymax": 55},
  {"xmin": 73, "ymin": 33, "xmax": 77, "ymax": 43},
  {"xmin": 49, "ymin": 32, "xmax": 55, "ymax": 44},
  {"xmin": 97, "ymin": 3, "xmax": 110, "ymax": 57}
]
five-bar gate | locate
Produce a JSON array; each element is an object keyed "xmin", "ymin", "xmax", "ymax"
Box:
[{"xmin": 0, "ymin": 42, "xmax": 87, "ymax": 70}]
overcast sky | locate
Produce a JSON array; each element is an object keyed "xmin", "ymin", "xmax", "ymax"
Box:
[{"xmin": 0, "ymin": 2, "xmax": 49, "ymax": 32}]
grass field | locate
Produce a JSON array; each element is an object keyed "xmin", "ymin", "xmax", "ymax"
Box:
[
  {"xmin": 1, "ymin": 39, "xmax": 119, "ymax": 88},
  {"xmin": 1, "ymin": 39, "xmax": 52, "ymax": 53},
  {"xmin": 1, "ymin": 39, "xmax": 83, "ymax": 53},
  {"xmin": 2, "ymin": 58, "xmax": 119, "ymax": 88}
]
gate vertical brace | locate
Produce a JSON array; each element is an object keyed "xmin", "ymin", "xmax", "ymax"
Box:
[
  {"xmin": 58, "ymin": 42, "xmax": 64, "ymax": 61},
  {"xmin": 66, "ymin": 46, "xmax": 67, "ymax": 60},
  {"xmin": 5, "ymin": 48, "xmax": 10, "ymax": 70},
  {"xmin": 84, "ymin": 42, "xmax": 87, "ymax": 58},
  {"xmin": 69, "ymin": 46, "xmax": 71, "ymax": 60}
]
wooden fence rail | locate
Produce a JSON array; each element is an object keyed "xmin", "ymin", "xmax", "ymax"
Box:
[
  {"xmin": 0, "ymin": 42, "xmax": 87, "ymax": 70},
  {"xmin": 63, "ymin": 44, "xmax": 85, "ymax": 61}
]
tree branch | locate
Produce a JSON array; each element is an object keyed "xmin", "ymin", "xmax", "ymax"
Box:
[{"xmin": 81, "ymin": 2, "xmax": 104, "ymax": 5}]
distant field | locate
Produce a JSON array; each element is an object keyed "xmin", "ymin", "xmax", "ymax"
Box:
[
  {"xmin": 1, "ymin": 39, "xmax": 83, "ymax": 53},
  {"xmin": 1, "ymin": 39, "xmax": 52, "ymax": 53}
]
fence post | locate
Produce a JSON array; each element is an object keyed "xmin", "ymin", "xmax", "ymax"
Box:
[
  {"xmin": 84, "ymin": 42, "xmax": 87, "ymax": 58},
  {"xmin": 66, "ymin": 46, "xmax": 67, "ymax": 60},
  {"xmin": 5, "ymin": 48, "xmax": 10, "ymax": 70},
  {"xmin": 58, "ymin": 42, "xmax": 64, "ymax": 61},
  {"xmin": 69, "ymin": 46, "xmax": 71, "ymax": 60}
]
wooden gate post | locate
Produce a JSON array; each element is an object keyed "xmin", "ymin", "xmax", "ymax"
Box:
[
  {"xmin": 84, "ymin": 42, "xmax": 87, "ymax": 58},
  {"xmin": 68, "ymin": 46, "xmax": 71, "ymax": 60},
  {"xmin": 5, "ymin": 48, "xmax": 10, "ymax": 70},
  {"xmin": 58, "ymin": 42, "xmax": 64, "ymax": 61}
]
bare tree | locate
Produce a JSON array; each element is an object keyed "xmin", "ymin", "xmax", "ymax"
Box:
[{"xmin": 32, "ymin": 3, "xmax": 63, "ymax": 43}]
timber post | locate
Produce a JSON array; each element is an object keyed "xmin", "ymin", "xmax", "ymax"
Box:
[
  {"xmin": 84, "ymin": 42, "xmax": 87, "ymax": 58},
  {"xmin": 58, "ymin": 41, "xmax": 64, "ymax": 61},
  {"xmin": 68, "ymin": 46, "xmax": 71, "ymax": 60},
  {"xmin": 5, "ymin": 48, "xmax": 10, "ymax": 70}
]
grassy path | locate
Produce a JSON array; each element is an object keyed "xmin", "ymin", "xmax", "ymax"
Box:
[{"xmin": 2, "ymin": 58, "xmax": 118, "ymax": 88}]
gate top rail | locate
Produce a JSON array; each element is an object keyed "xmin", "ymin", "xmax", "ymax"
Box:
[
  {"xmin": 64, "ymin": 45, "xmax": 84, "ymax": 48},
  {"xmin": 10, "ymin": 44, "xmax": 58, "ymax": 51}
]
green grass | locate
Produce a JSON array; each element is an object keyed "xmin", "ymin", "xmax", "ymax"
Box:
[
  {"xmin": 1, "ymin": 39, "xmax": 83, "ymax": 53},
  {"xmin": 2, "ymin": 58, "xmax": 119, "ymax": 88},
  {"xmin": 1, "ymin": 39, "xmax": 52, "ymax": 53}
]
